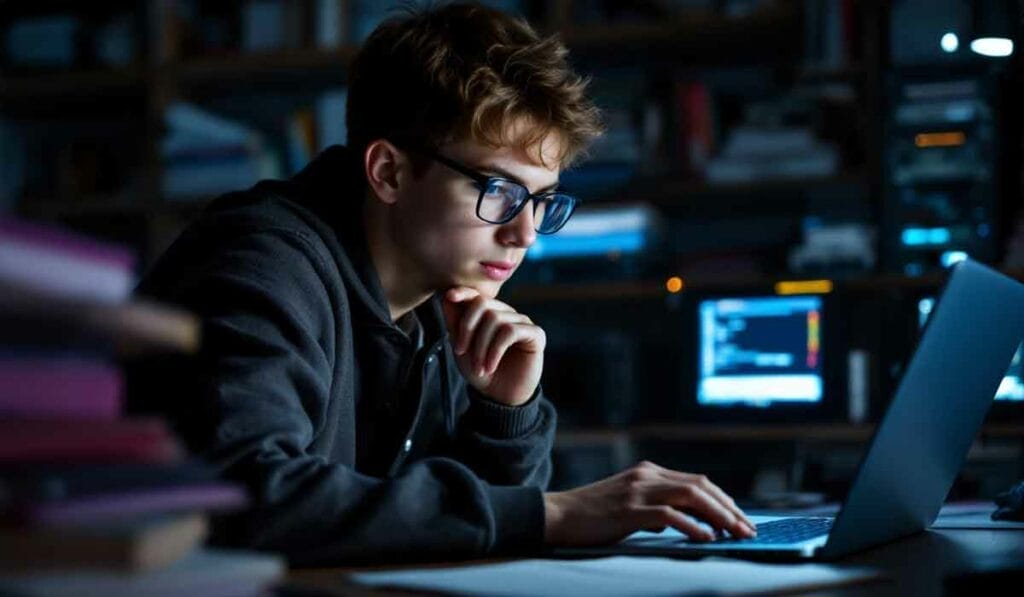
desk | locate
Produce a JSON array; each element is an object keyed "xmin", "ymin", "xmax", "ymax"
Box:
[
  {"xmin": 834, "ymin": 528, "xmax": 1024, "ymax": 595},
  {"xmin": 282, "ymin": 527, "xmax": 1024, "ymax": 596}
]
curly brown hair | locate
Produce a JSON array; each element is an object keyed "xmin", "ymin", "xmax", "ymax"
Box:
[{"xmin": 346, "ymin": 2, "xmax": 604, "ymax": 170}]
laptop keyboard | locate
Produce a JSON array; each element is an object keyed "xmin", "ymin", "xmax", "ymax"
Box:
[{"xmin": 719, "ymin": 517, "xmax": 833, "ymax": 544}]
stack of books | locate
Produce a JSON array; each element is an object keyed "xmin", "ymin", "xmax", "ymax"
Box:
[
  {"xmin": 161, "ymin": 102, "xmax": 282, "ymax": 200},
  {"xmin": 705, "ymin": 126, "xmax": 840, "ymax": 184},
  {"xmin": 0, "ymin": 216, "xmax": 285, "ymax": 595}
]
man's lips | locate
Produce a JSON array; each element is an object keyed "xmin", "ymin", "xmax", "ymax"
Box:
[{"xmin": 480, "ymin": 261, "xmax": 516, "ymax": 281}]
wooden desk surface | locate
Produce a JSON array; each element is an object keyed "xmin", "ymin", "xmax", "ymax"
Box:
[{"xmin": 281, "ymin": 528, "xmax": 1024, "ymax": 596}]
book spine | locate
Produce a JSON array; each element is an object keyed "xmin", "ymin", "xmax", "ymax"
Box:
[
  {"xmin": 0, "ymin": 359, "xmax": 122, "ymax": 420},
  {"xmin": 0, "ymin": 418, "xmax": 181, "ymax": 463},
  {"xmin": 24, "ymin": 484, "xmax": 248, "ymax": 526},
  {"xmin": 0, "ymin": 513, "xmax": 208, "ymax": 572},
  {"xmin": 0, "ymin": 461, "xmax": 220, "ymax": 503},
  {"xmin": 0, "ymin": 237, "xmax": 134, "ymax": 303},
  {"xmin": 0, "ymin": 216, "xmax": 135, "ymax": 272}
]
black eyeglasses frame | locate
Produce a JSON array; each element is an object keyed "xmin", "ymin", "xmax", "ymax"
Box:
[{"xmin": 420, "ymin": 149, "xmax": 579, "ymax": 235}]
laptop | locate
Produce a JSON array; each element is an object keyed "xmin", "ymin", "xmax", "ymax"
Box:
[{"xmin": 559, "ymin": 258, "xmax": 1024, "ymax": 561}]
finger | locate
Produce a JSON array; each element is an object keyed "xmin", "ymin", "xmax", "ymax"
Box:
[
  {"xmin": 456, "ymin": 297, "xmax": 515, "ymax": 356},
  {"xmin": 662, "ymin": 470, "xmax": 756, "ymax": 534},
  {"xmin": 655, "ymin": 482, "xmax": 750, "ymax": 539},
  {"xmin": 470, "ymin": 310, "xmax": 526, "ymax": 375},
  {"xmin": 447, "ymin": 286, "xmax": 518, "ymax": 312},
  {"xmin": 635, "ymin": 506, "xmax": 714, "ymax": 542},
  {"xmin": 484, "ymin": 322, "xmax": 544, "ymax": 374},
  {"xmin": 443, "ymin": 288, "xmax": 482, "ymax": 339},
  {"xmin": 442, "ymin": 295, "xmax": 466, "ymax": 334},
  {"xmin": 701, "ymin": 484, "xmax": 756, "ymax": 535},
  {"xmin": 656, "ymin": 468, "xmax": 755, "ymax": 531}
]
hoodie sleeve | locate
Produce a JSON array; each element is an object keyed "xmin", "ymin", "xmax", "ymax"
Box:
[
  {"xmin": 128, "ymin": 226, "xmax": 544, "ymax": 565},
  {"xmin": 445, "ymin": 370, "xmax": 557, "ymax": 490}
]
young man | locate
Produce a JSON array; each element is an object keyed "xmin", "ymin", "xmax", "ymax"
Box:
[{"xmin": 127, "ymin": 3, "xmax": 755, "ymax": 565}]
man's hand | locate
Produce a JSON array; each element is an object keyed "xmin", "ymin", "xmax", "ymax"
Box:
[
  {"xmin": 543, "ymin": 461, "xmax": 757, "ymax": 546},
  {"xmin": 442, "ymin": 286, "xmax": 545, "ymax": 407}
]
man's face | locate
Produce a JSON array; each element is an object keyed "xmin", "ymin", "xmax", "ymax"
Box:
[{"xmin": 390, "ymin": 133, "xmax": 562, "ymax": 299}]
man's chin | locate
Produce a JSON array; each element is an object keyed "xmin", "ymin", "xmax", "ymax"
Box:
[
  {"xmin": 473, "ymin": 280, "xmax": 504, "ymax": 299},
  {"xmin": 480, "ymin": 282, "xmax": 503, "ymax": 299}
]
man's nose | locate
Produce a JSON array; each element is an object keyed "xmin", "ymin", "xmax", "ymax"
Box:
[{"xmin": 497, "ymin": 201, "xmax": 537, "ymax": 248}]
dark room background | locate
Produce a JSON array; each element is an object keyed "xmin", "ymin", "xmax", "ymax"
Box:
[{"xmin": 2, "ymin": 0, "xmax": 1022, "ymax": 508}]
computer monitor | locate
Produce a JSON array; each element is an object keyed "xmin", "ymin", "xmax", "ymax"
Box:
[
  {"xmin": 697, "ymin": 295, "xmax": 826, "ymax": 409},
  {"xmin": 918, "ymin": 297, "xmax": 1023, "ymax": 402}
]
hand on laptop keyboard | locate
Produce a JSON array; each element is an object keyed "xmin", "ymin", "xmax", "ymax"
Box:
[{"xmin": 542, "ymin": 460, "xmax": 757, "ymax": 546}]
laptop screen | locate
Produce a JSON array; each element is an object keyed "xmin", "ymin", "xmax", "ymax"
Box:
[{"xmin": 697, "ymin": 295, "xmax": 825, "ymax": 408}]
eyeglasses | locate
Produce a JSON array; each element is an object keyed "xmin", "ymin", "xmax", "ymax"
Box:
[{"xmin": 423, "ymin": 150, "xmax": 579, "ymax": 235}]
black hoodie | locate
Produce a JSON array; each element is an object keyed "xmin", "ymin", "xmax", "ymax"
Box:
[{"xmin": 126, "ymin": 146, "xmax": 556, "ymax": 565}]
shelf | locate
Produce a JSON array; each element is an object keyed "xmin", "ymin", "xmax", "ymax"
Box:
[
  {"xmin": 634, "ymin": 423, "xmax": 876, "ymax": 442},
  {"xmin": 600, "ymin": 171, "xmax": 868, "ymax": 205},
  {"xmin": 568, "ymin": 170, "xmax": 870, "ymax": 223},
  {"xmin": 556, "ymin": 424, "xmax": 874, "ymax": 446},
  {"xmin": 173, "ymin": 46, "xmax": 358, "ymax": 91},
  {"xmin": 1, "ymin": 67, "xmax": 146, "ymax": 98},
  {"xmin": 556, "ymin": 422, "xmax": 1024, "ymax": 446},
  {"xmin": 796, "ymin": 64, "xmax": 867, "ymax": 83},
  {"xmin": 560, "ymin": 6, "xmax": 800, "ymax": 64},
  {"xmin": 0, "ymin": 49, "xmax": 358, "ymax": 102},
  {"xmin": 504, "ymin": 280, "xmax": 665, "ymax": 303},
  {"xmin": 168, "ymin": 8, "xmax": 797, "ymax": 86},
  {"xmin": 0, "ymin": 67, "xmax": 147, "ymax": 113}
]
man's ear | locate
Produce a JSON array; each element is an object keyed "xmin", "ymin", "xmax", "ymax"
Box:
[{"xmin": 363, "ymin": 139, "xmax": 408, "ymax": 205}]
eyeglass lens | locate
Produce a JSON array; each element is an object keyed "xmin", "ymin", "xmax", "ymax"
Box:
[{"xmin": 478, "ymin": 179, "xmax": 575, "ymax": 234}]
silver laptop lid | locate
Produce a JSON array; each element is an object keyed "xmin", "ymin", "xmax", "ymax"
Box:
[{"xmin": 820, "ymin": 259, "xmax": 1024, "ymax": 559}]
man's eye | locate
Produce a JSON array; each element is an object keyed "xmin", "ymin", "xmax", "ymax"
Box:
[{"xmin": 481, "ymin": 182, "xmax": 506, "ymax": 196}]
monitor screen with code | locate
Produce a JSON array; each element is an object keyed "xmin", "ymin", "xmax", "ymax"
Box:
[{"xmin": 697, "ymin": 295, "xmax": 825, "ymax": 408}]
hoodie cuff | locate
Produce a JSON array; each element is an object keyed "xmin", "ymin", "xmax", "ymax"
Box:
[
  {"xmin": 466, "ymin": 386, "xmax": 543, "ymax": 438},
  {"xmin": 484, "ymin": 484, "xmax": 545, "ymax": 554}
]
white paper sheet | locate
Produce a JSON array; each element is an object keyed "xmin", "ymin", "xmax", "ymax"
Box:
[{"xmin": 350, "ymin": 556, "xmax": 881, "ymax": 596}]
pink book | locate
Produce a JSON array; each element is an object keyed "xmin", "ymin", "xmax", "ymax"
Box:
[
  {"xmin": 0, "ymin": 359, "xmax": 122, "ymax": 420},
  {"xmin": 0, "ymin": 418, "xmax": 182, "ymax": 464}
]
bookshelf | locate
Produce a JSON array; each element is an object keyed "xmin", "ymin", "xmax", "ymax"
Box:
[{"xmin": 1, "ymin": 0, "xmax": 882, "ymax": 271}]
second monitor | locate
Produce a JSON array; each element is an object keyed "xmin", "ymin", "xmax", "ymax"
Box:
[{"xmin": 697, "ymin": 295, "xmax": 826, "ymax": 410}]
